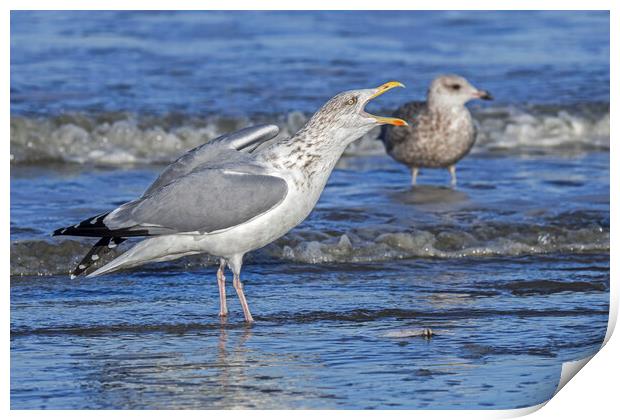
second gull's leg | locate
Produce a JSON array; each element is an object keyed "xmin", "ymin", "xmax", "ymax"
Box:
[
  {"xmin": 411, "ymin": 167, "xmax": 419, "ymax": 185},
  {"xmin": 448, "ymin": 165, "xmax": 457, "ymax": 187}
]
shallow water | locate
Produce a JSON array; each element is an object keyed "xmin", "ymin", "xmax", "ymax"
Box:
[
  {"xmin": 10, "ymin": 153, "xmax": 610, "ymax": 409},
  {"xmin": 10, "ymin": 255, "xmax": 608, "ymax": 409},
  {"xmin": 10, "ymin": 10, "xmax": 609, "ymax": 410}
]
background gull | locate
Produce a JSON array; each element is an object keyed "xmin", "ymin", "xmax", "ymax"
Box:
[
  {"xmin": 53, "ymin": 82, "xmax": 407, "ymax": 323},
  {"xmin": 380, "ymin": 74, "xmax": 492, "ymax": 186}
]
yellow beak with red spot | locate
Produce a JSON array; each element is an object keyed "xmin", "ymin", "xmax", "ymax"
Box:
[{"xmin": 365, "ymin": 81, "xmax": 408, "ymax": 127}]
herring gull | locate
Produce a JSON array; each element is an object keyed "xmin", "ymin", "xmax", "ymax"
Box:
[
  {"xmin": 53, "ymin": 81, "xmax": 407, "ymax": 323},
  {"xmin": 380, "ymin": 74, "xmax": 492, "ymax": 186}
]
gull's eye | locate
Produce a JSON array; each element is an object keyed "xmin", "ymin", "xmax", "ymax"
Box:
[
  {"xmin": 450, "ymin": 84, "xmax": 461, "ymax": 91},
  {"xmin": 347, "ymin": 97, "xmax": 357, "ymax": 106}
]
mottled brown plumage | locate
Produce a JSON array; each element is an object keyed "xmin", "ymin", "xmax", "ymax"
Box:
[{"xmin": 381, "ymin": 75, "xmax": 492, "ymax": 186}]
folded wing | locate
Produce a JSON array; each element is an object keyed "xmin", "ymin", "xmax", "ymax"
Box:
[
  {"xmin": 143, "ymin": 124, "xmax": 279, "ymax": 196},
  {"xmin": 380, "ymin": 101, "xmax": 424, "ymax": 150},
  {"xmin": 104, "ymin": 168, "xmax": 288, "ymax": 235},
  {"xmin": 54, "ymin": 124, "xmax": 285, "ymax": 238}
]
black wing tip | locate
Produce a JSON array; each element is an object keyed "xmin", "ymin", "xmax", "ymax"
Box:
[
  {"xmin": 53, "ymin": 213, "xmax": 111, "ymax": 237},
  {"xmin": 70, "ymin": 236, "xmax": 127, "ymax": 278},
  {"xmin": 53, "ymin": 212, "xmax": 151, "ymax": 238}
]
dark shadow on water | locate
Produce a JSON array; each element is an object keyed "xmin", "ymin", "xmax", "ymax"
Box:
[
  {"xmin": 11, "ymin": 306, "xmax": 608, "ymax": 338},
  {"xmin": 391, "ymin": 185, "xmax": 471, "ymax": 208}
]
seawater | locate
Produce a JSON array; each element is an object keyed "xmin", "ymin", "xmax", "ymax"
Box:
[{"xmin": 10, "ymin": 11, "xmax": 609, "ymax": 409}]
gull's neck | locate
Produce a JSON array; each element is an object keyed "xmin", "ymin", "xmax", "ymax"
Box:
[
  {"xmin": 427, "ymin": 94, "xmax": 467, "ymax": 114},
  {"xmin": 257, "ymin": 118, "xmax": 353, "ymax": 186}
]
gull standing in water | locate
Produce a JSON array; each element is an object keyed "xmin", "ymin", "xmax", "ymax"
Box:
[
  {"xmin": 380, "ymin": 74, "xmax": 492, "ymax": 186},
  {"xmin": 54, "ymin": 82, "xmax": 407, "ymax": 323}
]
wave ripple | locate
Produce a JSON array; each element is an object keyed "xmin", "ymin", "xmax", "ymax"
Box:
[
  {"xmin": 10, "ymin": 103, "xmax": 609, "ymax": 165},
  {"xmin": 11, "ymin": 222, "xmax": 608, "ymax": 276}
]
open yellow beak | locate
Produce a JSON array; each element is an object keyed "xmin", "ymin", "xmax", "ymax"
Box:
[{"xmin": 366, "ymin": 81, "xmax": 408, "ymax": 126}]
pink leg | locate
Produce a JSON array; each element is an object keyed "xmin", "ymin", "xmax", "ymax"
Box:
[
  {"xmin": 449, "ymin": 165, "xmax": 457, "ymax": 187},
  {"xmin": 233, "ymin": 273, "xmax": 254, "ymax": 323},
  {"xmin": 217, "ymin": 259, "xmax": 228, "ymax": 317},
  {"xmin": 228, "ymin": 254, "xmax": 254, "ymax": 323}
]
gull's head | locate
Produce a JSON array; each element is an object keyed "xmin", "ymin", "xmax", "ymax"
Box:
[
  {"xmin": 307, "ymin": 81, "xmax": 408, "ymax": 145},
  {"xmin": 428, "ymin": 74, "xmax": 493, "ymax": 108}
]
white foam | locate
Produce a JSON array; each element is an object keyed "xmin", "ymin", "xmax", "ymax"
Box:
[
  {"xmin": 274, "ymin": 225, "xmax": 609, "ymax": 264},
  {"xmin": 9, "ymin": 221, "xmax": 610, "ymax": 276},
  {"xmin": 475, "ymin": 106, "xmax": 610, "ymax": 152},
  {"xmin": 9, "ymin": 104, "xmax": 609, "ymax": 165}
]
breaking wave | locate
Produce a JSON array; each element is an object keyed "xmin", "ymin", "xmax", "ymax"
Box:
[
  {"xmin": 10, "ymin": 103, "xmax": 609, "ymax": 165},
  {"xmin": 272, "ymin": 223, "xmax": 608, "ymax": 264},
  {"xmin": 11, "ymin": 222, "xmax": 608, "ymax": 276}
]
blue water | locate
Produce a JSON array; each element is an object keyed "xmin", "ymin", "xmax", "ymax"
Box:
[
  {"xmin": 10, "ymin": 11, "xmax": 609, "ymax": 409},
  {"xmin": 11, "ymin": 11, "xmax": 609, "ymax": 116}
]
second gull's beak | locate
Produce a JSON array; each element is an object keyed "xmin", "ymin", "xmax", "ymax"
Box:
[
  {"xmin": 475, "ymin": 89, "xmax": 493, "ymax": 101},
  {"xmin": 365, "ymin": 81, "xmax": 408, "ymax": 126}
]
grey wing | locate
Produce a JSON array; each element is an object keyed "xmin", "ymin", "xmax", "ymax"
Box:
[
  {"xmin": 380, "ymin": 101, "xmax": 426, "ymax": 151},
  {"xmin": 209, "ymin": 124, "xmax": 280, "ymax": 151},
  {"xmin": 104, "ymin": 169, "xmax": 288, "ymax": 235},
  {"xmin": 143, "ymin": 124, "xmax": 279, "ymax": 196}
]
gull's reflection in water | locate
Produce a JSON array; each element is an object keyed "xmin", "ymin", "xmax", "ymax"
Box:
[
  {"xmin": 215, "ymin": 322, "xmax": 253, "ymax": 396},
  {"xmin": 394, "ymin": 185, "xmax": 470, "ymax": 208},
  {"xmin": 384, "ymin": 185, "xmax": 472, "ymax": 226},
  {"xmin": 76, "ymin": 321, "xmax": 260, "ymax": 409}
]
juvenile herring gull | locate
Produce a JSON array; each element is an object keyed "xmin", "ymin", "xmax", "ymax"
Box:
[
  {"xmin": 54, "ymin": 82, "xmax": 407, "ymax": 323},
  {"xmin": 380, "ymin": 74, "xmax": 492, "ymax": 186}
]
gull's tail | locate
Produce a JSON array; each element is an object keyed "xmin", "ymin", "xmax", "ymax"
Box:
[
  {"xmin": 87, "ymin": 235, "xmax": 197, "ymax": 278},
  {"xmin": 53, "ymin": 212, "xmax": 154, "ymax": 278},
  {"xmin": 70, "ymin": 237, "xmax": 127, "ymax": 278},
  {"xmin": 53, "ymin": 212, "xmax": 128, "ymax": 278}
]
